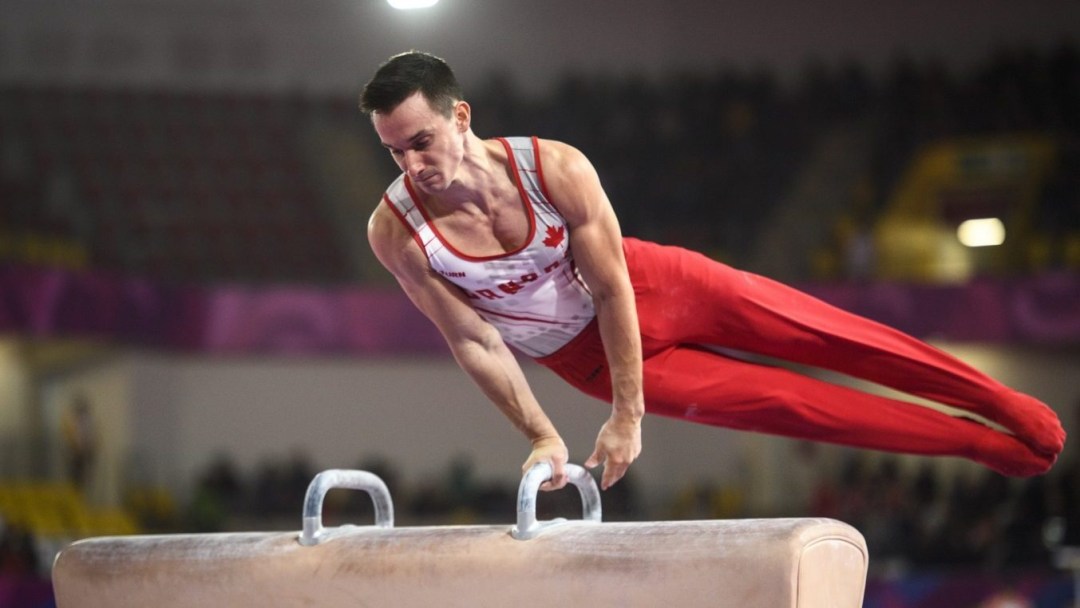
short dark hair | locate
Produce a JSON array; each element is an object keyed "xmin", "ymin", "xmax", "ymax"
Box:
[{"xmin": 359, "ymin": 50, "xmax": 463, "ymax": 117}]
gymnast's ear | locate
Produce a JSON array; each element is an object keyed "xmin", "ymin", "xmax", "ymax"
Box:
[{"xmin": 453, "ymin": 100, "xmax": 471, "ymax": 132}]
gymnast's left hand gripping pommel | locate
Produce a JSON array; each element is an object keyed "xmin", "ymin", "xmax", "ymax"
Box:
[{"xmin": 511, "ymin": 462, "xmax": 602, "ymax": 540}]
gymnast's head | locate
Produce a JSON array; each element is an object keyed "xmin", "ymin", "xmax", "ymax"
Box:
[{"xmin": 360, "ymin": 50, "xmax": 464, "ymax": 118}]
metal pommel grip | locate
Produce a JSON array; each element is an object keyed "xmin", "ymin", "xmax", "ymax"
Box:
[
  {"xmin": 298, "ymin": 469, "xmax": 394, "ymax": 546},
  {"xmin": 511, "ymin": 462, "xmax": 601, "ymax": 540}
]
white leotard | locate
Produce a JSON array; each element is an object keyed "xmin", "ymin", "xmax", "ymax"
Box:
[{"xmin": 382, "ymin": 136, "xmax": 596, "ymax": 357}]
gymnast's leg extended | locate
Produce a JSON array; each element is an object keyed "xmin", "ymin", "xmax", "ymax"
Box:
[
  {"xmin": 643, "ymin": 344, "xmax": 1052, "ymax": 476},
  {"xmin": 539, "ymin": 325, "xmax": 1051, "ymax": 476},
  {"xmin": 622, "ymin": 237, "xmax": 1064, "ymax": 462},
  {"xmin": 538, "ymin": 238, "xmax": 1062, "ymax": 475}
]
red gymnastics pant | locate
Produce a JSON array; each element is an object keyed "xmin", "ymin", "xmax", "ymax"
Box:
[{"xmin": 536, "ymin": 238, "xmax": 1064, "ymax": 476}]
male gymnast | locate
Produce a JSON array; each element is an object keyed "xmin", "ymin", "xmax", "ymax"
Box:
[{"xmin": 361, "ymin": 51, "xmax": 1065, "ymax": 491}]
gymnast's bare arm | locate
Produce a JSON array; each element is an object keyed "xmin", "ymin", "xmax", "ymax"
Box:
[
  {"xmin": 538, "ymin": 139, "xmax": 645, "ymax": 491},
  {"xmin": 367, "ymin": 202, "xmax": 572, "ymax": 490}
]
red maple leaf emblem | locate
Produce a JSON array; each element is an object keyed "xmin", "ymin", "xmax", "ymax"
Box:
[{"xmin": 542, "ymin": 225, "xmax": 565, "ymax": 248}]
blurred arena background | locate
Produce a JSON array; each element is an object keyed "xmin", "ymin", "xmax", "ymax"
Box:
[{"xmin": 1, "ymin": 1, "xmax": 1079, "ymax": 605}]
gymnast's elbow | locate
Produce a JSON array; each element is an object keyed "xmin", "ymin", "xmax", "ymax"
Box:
[{"xmin": 447, "ymin": 322, "xmax": 507, "ymax": 364}]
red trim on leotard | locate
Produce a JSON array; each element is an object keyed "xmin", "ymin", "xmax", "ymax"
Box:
[
  {"xmin": 530, "ymin": 135, "xmax": 555, "ymax": 202},
  {"xmin": 496, "ymin": 137, "xmax": 540, "ymax": 251},
  {"xmin": 399, "ymin": 142, "xmax": 537, "ymax": 262},
  {"xmin": 527, "ymin": 137, "xmax": 591, "ymax": 296},
  {"xmin": 381, "ymin": 192, "xmax": 427, "ymax": 255}
]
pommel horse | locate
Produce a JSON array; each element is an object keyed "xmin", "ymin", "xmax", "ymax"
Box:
[{"xmin": 53, "ymin": 463, "xmax": 868, "ymax": 607}]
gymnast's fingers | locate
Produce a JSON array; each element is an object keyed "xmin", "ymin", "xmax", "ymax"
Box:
[
  {"xmin": 600, "ymin": 460, "xmax": 629, "ymax": 490},
  {"xmin": 542, "ymin": 456, "xmax": 569, "ymax": 491}
]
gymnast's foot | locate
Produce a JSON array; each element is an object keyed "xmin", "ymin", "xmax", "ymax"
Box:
[
  {"xmin": 993, "ymin": 389, "xmax": 1066, "ymax": 458},
  {"xmin": 969, "ymin": 422, "xmax": 1057, "ymax": 477}
]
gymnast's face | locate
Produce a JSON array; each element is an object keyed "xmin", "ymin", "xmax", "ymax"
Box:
[{"xmin": 372, "ymin": 91, "xmax": 470, "ymax": 194}]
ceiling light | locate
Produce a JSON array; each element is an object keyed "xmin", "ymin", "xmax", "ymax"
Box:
[
  {"xmin": 957, "ymin": 218, "xmax": 1006, "ymax": 247},
  {"xmin": 388, "ymin": 0, "xmax": 439, "ymax": 9}
]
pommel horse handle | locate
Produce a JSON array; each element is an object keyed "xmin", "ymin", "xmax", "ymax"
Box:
[
  {"xmin": 298, "ymin": 469, "xmax": 394, "ymax": 546},
  {"xmin": 511, "ymin": 462, "xmax": 601, "ymax": 540}
]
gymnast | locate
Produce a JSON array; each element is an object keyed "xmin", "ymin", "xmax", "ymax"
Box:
[{"xmin": 359, "ymin": 50, "xmax": 1065, "ymax": 491}]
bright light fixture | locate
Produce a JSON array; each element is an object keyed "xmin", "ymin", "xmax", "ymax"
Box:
[
  {"xmin": 388, "ymin": 0, "xmax": 439, "ymax": 9},
  {"xmin": 956, "ymin": 218, "xmax": 1006, "ymax": 247}
]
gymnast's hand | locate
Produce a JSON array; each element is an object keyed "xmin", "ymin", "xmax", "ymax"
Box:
[
  {"xmin": 523, "ymin": 436, "xmax": 570, "ymax": 491},
  {"xmin": 585, "ymin": 412, "xmax": 642, "ymax": 490}
]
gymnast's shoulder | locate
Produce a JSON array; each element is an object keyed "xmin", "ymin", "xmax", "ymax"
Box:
[
  {"xmin": 530, "ymin": 138, "xmax": 601, "ymax": 181},
  {"xmin": 366, "ymin": 196, "xmax": 422, "ymax": 276}
]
